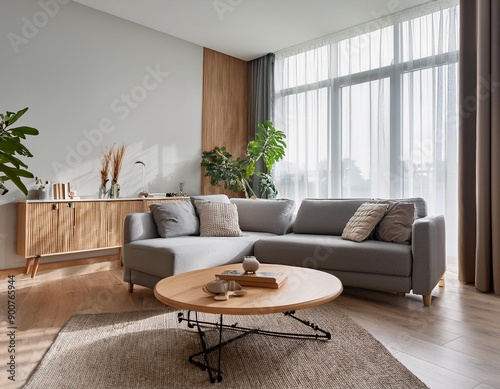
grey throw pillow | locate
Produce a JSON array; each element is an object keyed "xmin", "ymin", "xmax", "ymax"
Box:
[
  {"xmin": 194, "ymin": 200, "xmax": 243, "ymax": 237},
  {"xmin": 150, "ymin": 201, "xmax": 199, "ymax": 237},
  {"xmin": 375, "ymin": 201, "xmax": 415, "ymax": 244}
]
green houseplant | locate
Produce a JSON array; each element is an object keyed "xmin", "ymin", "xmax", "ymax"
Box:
[
  {"xmin": 0, "ymin": 107, "xmax": 39, "ymax": 195},
  {"xmin": 201, "ymin": 121, "xmax": 286, "ymax": 198}
]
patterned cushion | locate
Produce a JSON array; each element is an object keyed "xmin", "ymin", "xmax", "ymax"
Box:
[
  {"xmin": 194, "ymin": 200, "xmax": 243, "ymax": 237},
  {"xmin": 342, "ymin": 203, "xmax": 388, "ymax": 242}
]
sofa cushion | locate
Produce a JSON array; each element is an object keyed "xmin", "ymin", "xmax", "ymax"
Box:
[
  {"xmin": 375, "ymin": 201, "xmax": 415, "ymax": 244},
  {"xmin": 230, "ymin": 198, "xmax": 295, "ymax": 235},
  {"xmin": 254, "ymin": 233, "xmax": 412, "ymax": 277},
  {"xmin": 342, "ymin": 203, "xmax": 388, "ymax": 242},
  {"xmin": 150, "ymin": 201, "xmax": 199, "ymax": 237},
  {"xmin": 293, "ymin": 199, "xmax": 371, "ymax": 235},
  {"xmin": 125, "ymin": 232, "xmax": 274, "ymax": 276},
  {"xmin": 194, "ymin": 200, "xmax": 243, "ymax": 237}
]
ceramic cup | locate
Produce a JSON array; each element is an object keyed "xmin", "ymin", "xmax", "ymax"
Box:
[{"xmin": 202, "ymin": 280, "xmax": 228, "ymax": 294}]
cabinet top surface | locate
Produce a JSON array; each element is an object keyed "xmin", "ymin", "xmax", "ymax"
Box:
[{"xmin": 18, "ymin": 196, "xmax": 189, "ymax": 203}]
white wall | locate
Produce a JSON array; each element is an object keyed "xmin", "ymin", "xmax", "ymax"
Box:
[{"xmin": 0, "ymin": 0, "xmax": 203, "ymax": 270}]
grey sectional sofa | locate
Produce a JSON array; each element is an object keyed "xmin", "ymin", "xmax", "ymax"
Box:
[{"xmin": 123, "ymin": 195, "xmax": 445, "ymax": 306}]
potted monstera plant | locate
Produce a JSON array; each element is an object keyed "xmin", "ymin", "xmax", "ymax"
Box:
[
  {"xmin": 0, "ymin": 107, "xmax": 39, "ymax": 195},
  {"xmin": 201, "ymin": 121, "xmax": 286, "ymax": 198}
]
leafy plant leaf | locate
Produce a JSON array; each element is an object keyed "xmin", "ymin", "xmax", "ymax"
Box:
[
  {"xmin": 201, "ymin": 121, "xmax": 286, "ymax": 198},
  {"xmin": 11, "ymin": 126, "xmax": 39, "ymax": 137},
  {"xmin": 0, "ymin": 107, "xmax": 38, "ymax": 195},
  {"xmin": 2, "ymin": 107, "xmax": 28, "ymax": 127}
]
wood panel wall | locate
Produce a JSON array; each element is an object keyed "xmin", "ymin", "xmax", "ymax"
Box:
[{"xmin": 201, "ymin": 48, "xmax": 248, "ymax": 196}]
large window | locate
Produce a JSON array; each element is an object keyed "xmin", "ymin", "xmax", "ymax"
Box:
[{"xmin": 274, "ymin": 2, "xmax": 459, "ymax": 260}]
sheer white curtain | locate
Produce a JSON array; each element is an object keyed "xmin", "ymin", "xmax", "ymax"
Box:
[{"xmin": 274, "ymin": 1, "xmax": 459, "ymax": 259}]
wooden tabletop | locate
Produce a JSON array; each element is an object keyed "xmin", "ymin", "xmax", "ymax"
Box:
[{"xmin": 154, "ymin": 264, "xmax": 343, "ymax": 315}]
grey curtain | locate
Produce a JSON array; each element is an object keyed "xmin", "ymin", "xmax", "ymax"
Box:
[
  {"xmin": 458, "ymin": 0, "xmax": 500, "ymax": 294},
  {"xmin": 248, "ymin": 53, "xmax": 275, "ymax": 197},
  {"xmin": 248, "ymin": 53, "xmax": 275, "ymax": 139}
]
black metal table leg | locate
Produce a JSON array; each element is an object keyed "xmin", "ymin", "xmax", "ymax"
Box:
[
  {"xmin": 179, "ymin": 310, "xmax": 331, "ymax": 383},
  {"xmin": 216, "ymin": 314, "xmax": 223, "ymax": 382}
]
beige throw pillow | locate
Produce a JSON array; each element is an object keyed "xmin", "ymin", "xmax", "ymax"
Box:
[
  {"xmin": 375, "ymin": 202, "xmax": 415, "ymax": 244},
  {"xmin": 194, "ymin": 200, "xmax": 243, "ymax": 237},
  {"xmin": 342, "ymin": 203, "xmax": 388, "ymax": 242}
]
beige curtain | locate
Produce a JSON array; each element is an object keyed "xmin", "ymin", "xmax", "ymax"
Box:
[{"xmin": 458, "ymin": 0, "xmax": 500, "ymax": 293}]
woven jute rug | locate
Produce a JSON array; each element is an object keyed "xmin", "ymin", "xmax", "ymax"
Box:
[{"xmin": 24, "ymin": 303, "xmax": 427, "ymax": 389}]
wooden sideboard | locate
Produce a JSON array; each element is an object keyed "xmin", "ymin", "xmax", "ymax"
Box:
[{"xmin": 17, "ymin": 197, "xmax": 187, "ymax": 278}]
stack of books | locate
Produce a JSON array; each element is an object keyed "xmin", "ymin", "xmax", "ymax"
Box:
[{"xmin": 215, "ymin": 270, "xmax": 287, "ymax": 289}]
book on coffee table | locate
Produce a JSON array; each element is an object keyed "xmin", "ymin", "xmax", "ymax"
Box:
[{"xmin": 216, "ymin": 270, "xmax": 287, "ymax": 289}]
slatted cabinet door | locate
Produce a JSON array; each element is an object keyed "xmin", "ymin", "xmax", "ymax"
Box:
[
  {"xmin": 71, "ymin": 201, "xmax": 105, "ymax": 252},
  {"xmin": 17, "ymin": 202, "xmax": 59, "ymax": 257},
  {"xmin": 56, "ymin": 202, "xmax": 75, "ymax": 254}
]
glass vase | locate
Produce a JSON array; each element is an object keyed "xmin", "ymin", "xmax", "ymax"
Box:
[
  {"xmin": 109, "ymin": 182, "xmax": 120, "ymax": 198},
  {"xmin": 98, "ymin": 185, "xmax": 107, "ymax": 199}
]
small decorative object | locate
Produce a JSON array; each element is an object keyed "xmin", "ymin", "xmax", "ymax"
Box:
[
  {"xmin": 98, "ymin": 146, "xmax": 112, "ymax": 198},
  {"xmin": 242, "ymin": 256, "xmax": 260, "ymax": 273},
  {"xmin": 27, "ymin": 176, "xmax": 42, "ymax": 199},
  {"xmin": 176, "ymin": 181, "xmax": 187, "ymax": 196},
  {"xmin": 109, "ymin": 144, "xmax": 126, "ymax": 199},
  {"xmin": 202, "ymin": 279, "xmax": 246, "ymax": 300},
  {"xmin": 135, "ymin": 160, "xmax": 149, "ymax": 197},
  {"xmin": 98, "ymin": 185, "xmax": 107, "ymax": 199},
  {"xmin": 203, "ymin": 279, "xmax": 229, "ymax": 294},
  {"xmin": 109, "ymin": 182, "xmax": 120, "ymax": 199},
  {"xmin": 37, "ymin": 180, "xmax": 50, "ymax": 200},
  {"xmin": 51, "ymin": 182, "xmax": 75, "ymax": 200},
  {"xmin": 68, "ymin": 183, "xmax": 78, "ymax": 199}
]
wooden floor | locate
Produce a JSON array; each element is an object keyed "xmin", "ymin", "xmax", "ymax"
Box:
[{"xmin": 1, "ymin": 260, "xmax": 499, "ymax": 389}]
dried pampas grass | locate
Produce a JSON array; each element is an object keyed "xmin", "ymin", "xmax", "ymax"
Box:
[
  {"xmin": 111, "ymin": 144, "xmax": 126, "ymax": 184},
  {"xmin": 99, "ymin": 147, "xmax": 113, "ymax": 187}
]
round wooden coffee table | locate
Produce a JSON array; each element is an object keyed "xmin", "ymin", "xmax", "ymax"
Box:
[
  {"xmin": 155, "ymin": 264, "xmax": 343, "ymax": 383},
  {"xmin": 155, "ymin": 263, "xmax": 342, "ymax": 315}
]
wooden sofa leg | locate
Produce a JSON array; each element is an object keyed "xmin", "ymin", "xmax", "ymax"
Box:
[
  {"xmin": 128, "ymin": 282, "xmax": 134, "ymax": 293},
  {"xmin": 423, "ymin": 295, "xmax": 432, "ymax": 306},
  {"xmin": 396, "ymin": 292, "xmax": 405, "ymax": 298},
  {"xmin": 439, "ymin": 276, "xmax": 445, "ymax": 287}
]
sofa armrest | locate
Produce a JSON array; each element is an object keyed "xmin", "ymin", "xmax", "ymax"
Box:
[
  {"xmin": 123, "ymin": 213, "xmax": 159, "ymax": 245},
  {"xmin": 411, "ymin": 214, "xmax": 446, "ymax": 296}
]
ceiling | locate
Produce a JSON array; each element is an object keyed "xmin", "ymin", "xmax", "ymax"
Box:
[{"xmin": 73, "ymin": 0, "xmax": 432, "ymax": 61}]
